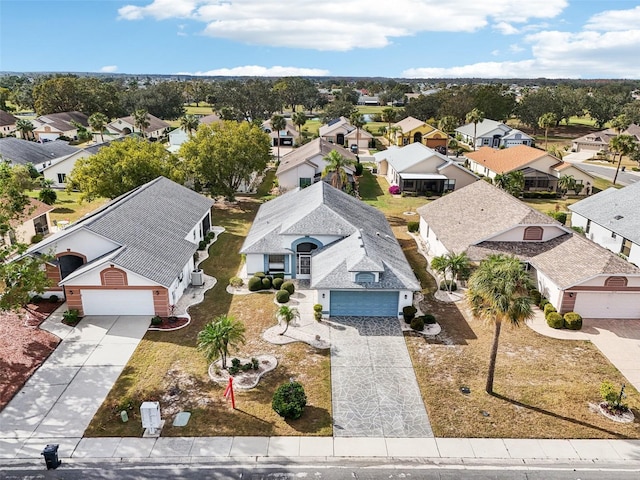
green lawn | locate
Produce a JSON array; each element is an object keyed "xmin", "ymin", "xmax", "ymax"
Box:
[{"xmin": 27, "ymin": 190, "xmax": 108, "ymax": 225}]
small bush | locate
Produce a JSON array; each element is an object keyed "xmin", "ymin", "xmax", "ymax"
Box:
[
  {"xmin": 389, "ymin": 185, "xmax": 401, "ymax": 195},
  {"xmin": 30, "ymin": 295, "xmax": 43, "ymax": 304},
  {"xmin": 198, "ymin": 240, "xmax": 207, "ymax": 251},
  {"xmin": 439, "ymin": 280, "xmax": 457, "ymax": 291},
  {"xmin": 272, "ymin": 381, "xmax": 307, "ymax": 420},
  {"xmin": 407, "ymin": 221, "xmax": 419, "ymax": 233},
  {"xmin": 39, "ymin": 188, "xmax": 57, "ymax": 205},
  {"xmin": 313, "ymin": 304, "xmax": 323, "ymax": 312},
  {"xmin": 281, "ymin": 281, "xmax": 295, "ymax": 295},
  {"xmin": 49, "ymin": 294, "xmax": 59, "ymax": 303},
  {"xmin": 254, "ymin": 271, "xmax": 266, "ymax": 278},
  {"xmin": 544, "ymin": 303, "xmax": 557, "ymax": 316},
  {"xmin": 410, "ymin": 316, "xmax": 425, "ymax": 331},
  {"xmin": 251, "ymin": 357, "xmax": 259, "ymax": 370},
  {"xmin": 546, "ymin": 312, "xmax": 564, "ymax": 329},
  {"xmin": 248, "ymin": 276, "xmax": 263, "ymax": 291},
  {"xmin": 206, "ymin": 231, "xmax": 215, "ymax": 241},
  {"xmin": 564, "ymin": 312, "xmax": 583, "ymax": 330},
  {"xmin": 402, "ymin": 305, "xmax": 417, "ymax": 323},
  {"xmin": 529, "ymin": 289, "xmax": 542, "ymax": 305},
  {"xmin": 354, "ymin": 163, "xmax": 364, "ymax": 176},
  {"xmin": 272, "ymin": 277, "xmax": 284, "ymax": 289},
  {"xmin": 63, "ymin": 309, "xmax": 80, "ymax": 325},
  {"xmin": 261, "ymin": 277, "xmax": 272, "ymax": 289},
  {"xmin": 422, "ymin": 313, "xmax": 436, "ymax": 324},
  {"xmin": 600, "ymin": 381, "xmax": 627, "ymax": 410},
  {"xmin": 272, "ymin": 273, "xmax": 285, "ymax": 279},
  {"xmin": 229, "ymin": 276, "xmax": 244, "ymax": 288},
  {"xmin": 554, "ymin": 212, "xmax": 567, "ymax": 225},
  {"xmin": 275, "ymin": 289, "xmax": 290, "ymax": 304},
  {"xmin": 538, "ymin": 298, "xmax": 550, "ymax": 310},
  {"xmin": 31, "ymin": 233, "xmax": 44, "ymax": 244},
  {"xmin": 151, "ymin": 315, "xmax": 163, "ymax": 326}
]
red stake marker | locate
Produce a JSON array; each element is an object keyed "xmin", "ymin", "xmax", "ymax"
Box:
[{"xmin": 223, "ymin": 376, "xmax": 236, "ymax": 409}]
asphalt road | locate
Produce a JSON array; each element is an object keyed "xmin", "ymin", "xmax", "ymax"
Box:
[{"xmin": 578, "ymin": 163, "xmax": 639, "ymax": 186}]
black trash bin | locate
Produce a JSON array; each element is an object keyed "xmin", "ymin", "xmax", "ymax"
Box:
[{"xmin": 41, "ymin": 444, "xmax": 61, "ymax": 470}]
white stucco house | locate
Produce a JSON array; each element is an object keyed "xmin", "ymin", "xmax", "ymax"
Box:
[
  {"xmin": 319, "ymin": 116, "xmax": 373, "ymax": 150},
  {"xmin": 276, "ymin": 138, "xmax": 357, "ymax": 191},
  {"xmin": 32, "ymin": 111, "xmax": 89, "ymax": 142},
  {"xmin": 240, "ymin": 181, "xmax": 420, "ymax": 317},
  {"xmin": 4, "ymin": 198, "xmax": 53, "ymax": 246},
  {"xmin": 0, "ymin": 109, "xmax": 18, "ymax": 136},
  {"xmin": 106, "ymin": 113, "xmax": 170, "ymax": 141},
  {"xmin": 417, "ymin": 180, "xmax": 640, "ymax": 319},
  {"xmin": 456, "ymin": 119, "xmax": 533, "ymax": 149},
  {"xmin": 27, "ymin": 177, "xmax": 214, "ymax": 317},
  {"xmin": 569, "ymin": 181, "xmax": 640, "ymax": 267},
  {"xmin": 262, "ymin": 118, "xmax": 299, "ymax": 147}
]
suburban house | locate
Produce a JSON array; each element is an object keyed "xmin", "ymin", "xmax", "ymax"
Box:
[
  {"xmin": 417, "ymin": 180, "xmax": 640, "ymax": 319},
  {"xmin": 0, "ymin": 137, "xmax": 78, "ymax": 171},
  {"xmin": 390, "ymin": 116, "xmax": 449, "ymax": 153},
  {"xmin": 168, "ymin": 113, "xmax": 223, "ymax": 152},
  {"xmin": 106, "ymin": 113, "xmax": 170, "ymax": 141},
  {"xmin": 455, "ymin": 119, "xmax": 533, "ymax": 149},
  {"xmin": 26, "ymin": 177, "xmax": 214, "ymax": 316},
  {"xmin": 319, "ymin": 116, "xmax": 373, "ymax": 150},
  {"xmin": 32, "ymin": 111, "xmax": 89, "ymax": 142},
  {"xmin": 465, "ymin": 145, "xmax": 595, "ymax": 194},
  {"xmin": 262, "ymin": 118, "xmax": 299, "ymax": 147},
  {"xmin": 240, "ymin": 181, "xmax": 420, "ymax": 317},
  {"xmin": 276, "ymin": 138, "xmax": 357, "ymax": 191},
  {"xmin": 0, "ymin": 109, "xmax": 18, "ymax": 136},
  {"xmin": 3, "ymin": 198, "xmax": 53, "ymax": 246},
  {"xmin": 572, "ymin": 124, "xmax": 640, "ymax": 152},
  {"xmin": 569, "ymin": 181, "xmax": 640, "ymax": 267},
  {"xmin": 374, "ymin": 143, "xmax": 478, "ymax": 194}
]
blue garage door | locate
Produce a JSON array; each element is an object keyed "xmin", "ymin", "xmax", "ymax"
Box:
[{"xmin": 330, "ymin": 291, "xmax": 399, "ymax": 317}]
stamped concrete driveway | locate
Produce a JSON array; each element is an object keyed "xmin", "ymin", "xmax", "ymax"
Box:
[{"xmin": 329, "ymin": 316, "xmax": 433, "ymax": 438}]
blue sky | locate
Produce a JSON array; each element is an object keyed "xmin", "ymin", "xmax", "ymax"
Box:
[{"xmin": 1, "ymin": 0, "xmax": 640, "ymax": 78}]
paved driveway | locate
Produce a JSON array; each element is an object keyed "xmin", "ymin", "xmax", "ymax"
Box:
[{"xmin": 329, "ymin": 317, "xmax": 433, "ymax": 438}]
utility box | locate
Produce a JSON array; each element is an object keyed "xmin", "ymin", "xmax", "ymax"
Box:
[
  {"xmin": 140, "ymin": 401, "xmax": 162, "ymax": 435},
  {"xmin": 41, "ymin": 444, "xmax": 61, "ymax": 470},
  {"xmin": 191, "ymin": 269, "xmax": 204, "ymax": 286}
]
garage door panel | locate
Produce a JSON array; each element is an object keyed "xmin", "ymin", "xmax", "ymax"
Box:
[
  {"xmin": 574, "ymin": 292, "xmax": 640, "ymax": 319},
  {"xmin": 81, "ymin": 289, "xmax": 155, "ymax": 316},
  {"xmin": 330, "ymin": 291, "xmax": 398, "ymax": 317}
]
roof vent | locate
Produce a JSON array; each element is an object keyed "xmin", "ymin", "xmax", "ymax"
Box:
[
  {"xmin": 376, "ymin": 232, "xmax": 380, "ymax": 236},
  {"xmin": 614, "ymin": 215, "xmax": 624, "ymax": 220}
]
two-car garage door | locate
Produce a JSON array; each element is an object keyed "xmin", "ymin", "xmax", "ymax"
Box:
[
  {"xmin": 574, "ymin": 292, "xmax": 640, "ymax": 319},
  {"xmin": 81, "ymin": 289, "xmax": 155, "ymax": 316},
  {"xmin": 329, "ymin": 291, "xmax": 399, "ymax": 317}
]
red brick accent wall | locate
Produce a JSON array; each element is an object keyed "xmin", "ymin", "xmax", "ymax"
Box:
[
  {"xmin": 153, "ymin": 288, "xmax": 170, "ymax": 317},
  {"xmin": 64, "ymin": 286, "xmax": 84, "ymax": 315},
  {"xmin": 45, "ymin": 263, "xmax": 63, "ymax": 290}
]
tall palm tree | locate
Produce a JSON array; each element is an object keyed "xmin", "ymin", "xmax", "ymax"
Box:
[
  {"xmin": 431, "ymin": 251, "xmax": 470, "ymax": 292},
  {"xmin": 350, "ymin": 112, "xmax": 366, "ymax": 160},
  {"xmin": 381, "ymin": 107, "xmax": 398, "ymax": 143},
  {"xmin": 15, "ymin": 119, "xmax": 34, "ymax": 140},
  {"xmin": 88, "ymin": 112, "xmax": 109, "ymax": 143},
  {"xmin": 467, "ymin": 254, "xmax": 534, "ymax": 394},
  {"xmin": 322, "ymin": 150, "xmax": 355, "ymax": 190},
  {"xmin": 277, "ymin": 305, "xmax": 300, "ymax": 335},
  {"xmin": 180, "ymin": 113, "xmax": 200, "ymax": 138},
  {"xmin": 557, "ymin": 174, "xmax": 577, "ymax": 196},
  {"xmin": 292, "ymin": 111, "xmax": 307, "ymax": 135},
  {"xmin": 132, "ymin": 109, "xmax": 150, "ymax": 138},
  {"xmin": 270, "ymin": 114, "xmax": 287, "ymax": 161},
  {"xmin": 197, "ymin": 315, "xmax": 246, "ymax": 369},
  {"xmin": 438, "ymin": 115, "xmax": 458, "ymax": 135},
  {"xmin": 610, "ymin": 134, "xmax": 637, "ymax": 185},
  {"xmin": 388, "ymin": 125, "xmax": 401, "ymax": 146},
  {"xmin": 538, "ymin": 112, "xmax": 558, "ymax": 151},
  {"xmin": 465, "ymin": 108, "xmax": 484, "ymax": 151}
]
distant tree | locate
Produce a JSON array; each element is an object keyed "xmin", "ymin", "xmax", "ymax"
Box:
[
  {"xmin": 15, "ymin": 119, "xmax": 34, "ymax": 140},
  {"xmin": 197, "ymin": 315, "xmax": 246, "ymax": 370},
  {"xmin": 610, "ymin": 114, "xmax": 631, "ymax": 135},
  {"xmin": 132, "ymin": 109, "xmax": 150, "ymax": 137},
  {"xmin": 270, "ymin": 114, "xmax": 287, "ymax": 161},
  {"xmin": 438, "ymin": 115, "xmax": 458, "ymax": 134},
  {"xmin": 622, "ymin": 101, "xmax": 640, "ymax": 125},
  {"xmin": 88, "ymin": 112, "xmax": 109, "ymax": 143},
  {"xmin": 610, "ymin": 134, "xmax": 637, "ymax": 185},
  {"xmin": 292, "ymin": 111, "xmax": 307, "ymax": 134},
  {"xmin": 321, "ymin": 100, "xmax": 356, "ymax": 123},
  {"xmin": 180, "ymin": 114, "xmax": 200, "ymax": 138},
  {"xmin": 322, "ymin": 150, "xmax": 355, "ymax": 190},
  {"xmin": 404, "ymin": 94, "xmax": 441, "ymax": 121},
  {"xmin": 586, "ymin": 88, "xmax": 630, "ymax": 129},
  {"xmin": 121, "ymin": 81, "xmax": 185, "ymax": 120},
  {"xmin": 465, "ymin": 108, "xmax": 484, "ymax": 151},
  {"xmin": 515, "ymin": 87, "xmax": 559, "ymax": 131},
  {"xmin": 472, "ymin": 84, "xmax": 515, "ymax": 122},
  {"xmin": 381, "ymin": 107, "xmax": 398, "ymax": 133},
  {"xmin": 538, "ymin": 112, "xmax": 558, "ymax": 151}
]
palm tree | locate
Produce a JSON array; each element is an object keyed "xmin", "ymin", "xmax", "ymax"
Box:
[
  {"xmin": 538, "ymin": 112, "xmax": 558, "ymax": 151},
  {"xmin": 388, "ymin": 125, "xmax": 401, "ymax": 146},
  {"xmin": 292, "ymin": 111, "xmax": 307, "ymax": 135},
  {"xmin": 88, "ymin": 112, "xmax": 109, "ymax": 143},
  {"xmin": 277, "ymin": 305, "xmax": 300, "ymax": 335},
  {"xmin": 465, "ymin": 108, "xmax": 484, "ymax": 151},
  {"xmin": 180, "ymin": 113, "xmax": 200, "ymax": 138},
  {"xmin": 610, "ymin": 113, "xmax": 630, "ymax": 136},
  {"xmin": 381, "ymin": 107, "xmax": 398, "ymax": 142},
  {"xmin": 610, "ymin": 134, "xmax": 638, "ymax": 185},
  {"xmin": 431, "ymin": 252, "xmax": 470, "ymax": 292},
  {"xmin": 132, "ymin": 109, "xmax": 150, "ymax": 138},
  {"xmin": 350, "ymin": 112, "xmax": 366, "ymax": 160},
  {"xmin": 270, "ymin": 114, "xmax": 287, "ymax": 161},
  {"xmin": 197, "ymin": 315, "xmax": 246, "ymax": 369},
  {"xmin": 466, "ymin": 254, "xmax": 534, "ymax": 394},
  {"xmin": 438, "ymin": 115, "xmax": 458, "ymax": 135},
  {"xmin": 557, "ymin": 174, "xmax": 577, "ymax": 196},
  {"xmin": 322, "ymin": 150, "xmax": 356, "ymax": 190},
  {"xmin": 16, "ymin": 119, "xmax": 34, "ymax": 140}
]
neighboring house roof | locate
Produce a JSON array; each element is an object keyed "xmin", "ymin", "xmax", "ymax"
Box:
[
  {"xmin": 466, "ymin": 145, "xmax": 549, "ymax": 174},
  {"xmin": 374, "ymin": 143, "xmax": 448, "ymax": 172},
  {"xmin": 276, "ymin": 138, "xmax": 356, "ymax": 176},
  {"xmin": 200, "ymin": 113, "xmax": 222, "ymax": 125},
  {"xmin": 392, "ymin": 116, "xmax": 430, "ymax": 133},
  {"xmin": 569, "ymin": 181, "xmax": 640, "ymax": 245},
  {"xmin": 262, "ymin": 119, "xmax": 299, "ymax": 137},
  {"xmin": 31, "ymin": 177, "xmax": 214, "ymax": 287},
  {"xmin": 319, "ymin": 117, "xmax": 354, "ymax": 137},
  {"xmin": 456, "ymin": 119, "xmax": 509, "ymax": 138},
  {"xmin": 0, "ymin": 110, "xmax": 18, "ymax": 127},
  {"xmin": 240, "ymin": 181, "xmax": 420, "ymax": 291},
  {"xmin": 501, "ymin": 128, "xmax": 532, "ymax": 141},
  {"xmin": 42, "ymin": 138, "xmax": 126, "ymax": 172},
  {"xmin": 573, "ymin": 124, "xmax": 640, "ymax": 147},
  {"xmin": 10, "ymin": 198, "xmax": 53, "ymax": 228},
  {"xmin": 108, "ymin": 113, "xmax": 170, "ymax": 134},
  {"xmin": 34, "ymin": 111, "xmax": 89, "ymax": 131},
  {"xmin": 0, "ymin": 137, "xmax": 78, "ymax": 166}
]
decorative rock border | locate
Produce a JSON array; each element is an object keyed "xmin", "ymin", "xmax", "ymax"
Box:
[
  {"xmin": 208, "ymin": 354, "xmax": 277, "ymax": 390},
  {"xmin": 597, "ymin": 403, "xmax": 635, "ymax": 423}
]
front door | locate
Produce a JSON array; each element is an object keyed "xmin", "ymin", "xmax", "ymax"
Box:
[{"xmin": 297, "ymin": 254, "xmax": 311, "ymax": 279}]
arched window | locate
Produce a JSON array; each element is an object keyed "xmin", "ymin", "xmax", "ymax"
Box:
[
  {"xmin": 604, "ymin": 276, "xmax": 627, "ymax": 287},
  {"xmin": 523, "ymin": 226, "xmax": 543, "ymax": 241}
]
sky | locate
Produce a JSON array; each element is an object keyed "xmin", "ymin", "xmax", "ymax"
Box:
[{"xmin": 1, "ymin": 0, "xmax": 640, "ymax": 79}]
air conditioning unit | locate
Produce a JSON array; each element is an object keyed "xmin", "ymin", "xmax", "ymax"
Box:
[{"xmin": 191, "ymin": 269, "xmax": 204, "ymax": 286}]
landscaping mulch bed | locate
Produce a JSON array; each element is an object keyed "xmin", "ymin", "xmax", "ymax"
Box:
[
  {"xmin": 0, "ymin": 301, "xmax": 62, "ymax": 411},
  {"xmin": 148, "ymin": 316, "xmax": 190, "ymax": 331}
]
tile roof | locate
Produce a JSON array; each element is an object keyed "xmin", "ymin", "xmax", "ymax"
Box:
[
  {"xmin": 465, "ymin": 145, "xmax": 549, "ymax": 174},
  {"xmin": 0, "ymin": 137, "xmax": 78, "ymax": 166},
  {"xmin": 392, "ymin": 116, "xmax": 431, "ymax": 133},
  {"xmin": 0, "ymin": 109, "xmax": 18, "ymax": 127},
  {"xmin": 276, "ymin": 138, "xmax": 356, "ymax": 175},
  {"xmin": 569, "ymin": 182, "xmax": 640, "ymax": 245}
]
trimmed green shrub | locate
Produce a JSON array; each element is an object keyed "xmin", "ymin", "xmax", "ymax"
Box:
[
  {"xmin": 544, "ymin": 303, "xmax": 557, "ymax": 317},
  {"xmin": 410, "ymin": 316, "xmax": 425, "ymax": 331},
  {"xmin": 63, "ymin": 309, "xmax": 80, "ymax": 325},
  {"xmin": 275, "ymin": 289, "xmax": 290, "ymax": 304},
  {"xmin": 403, "ymin": 305, "xmax": 417, "ymax": 323},
  {"xmin": 538, "ymin": 298, "xmax": 550, "ymax": 310},
  {"xmin": 354, "ymin": 163, "xmax": 364, "ymax": 176},
  {"xmin": 248, "ymin": 276, "xmax": 263, "ymax": 291},
  {"xmin": 554, "ymin": 212, "xmax": 567, "ymax": 225},
  {"xmin": 546, "ymin": 312, "xmax": 564, "ymax": 329},
  {"xmin": 229, "ymin": 276, "xmax": 244, "ymax": 288},
  {"xmin": 272, "ymin": 381, "xmax": 307, "ymax": 420},
  {"xmin": 198, "ymin": 240, "xmax": 207, "ymax": 250},
  {"xmin": 439, "ymin": 280, "xmax": 457, "ymax": 291},
  {"xmin": 272, "ymin": 273, "xmax": 285, "ymax": 279},
  {"xmin": 407, "ymin": 221, "xmax": 419, "ymax": 233},
  {"xmin": 254, "ymin": 271, "xmax": 266, "ymax": 278},
  {"xmin": 206, "ymin": 231, "xmax": 215, "ymax": 241},
  {"xmin": 151, "ymin": 315, "xmax": 163, "ymax": 326},
  {"xmin": 30, "ymin": 295, "xmax": 43, "ymax": 304},
  {"xmin": 272, "ymin": 277, "xmax": 284, "ymax": 289},
  {"xmin": 31, "ymin": 234, "xmax": 44, "ymax": 244},
  {"xmin": 422, "ymin": 313, "xmax": 437, "ymax": 324},
  {"xmin": 49, "ymin": 294, "xmax": 59, "ymax": 303},
  {"xmin": 564, "ymin": 312, "xmax": 583, "ymax": 330},
  {"xmin": 529, "ymin": 289, "xmax": 542, "ymax": 305},
  {"xmin": 281, "ymin": 281, "xmax": 295, "ymax": 295},
  {"xmin": 313, "ymin": 303, "xmax": 323, "ymax": 321},
  {"xmin": 261, "ymin": 277, "xmax": 272, "ymax": 289}
]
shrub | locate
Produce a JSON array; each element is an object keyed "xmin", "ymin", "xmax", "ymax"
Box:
[
  {"xmin": 389, "ymin": 185, "xmax": 401, "ymax": 195},
  {"xmin": 439, "ymin": 280, "xmax": 457, "ymax": 291},
  {"xmin": 254, "ymin": 271, "xmax": 266, "ymax": 278},
  {"xmin": 151, "ymin": 315, "xmax": 163, "ymax": 326},
  {"xmin": 39, "ymin": 188, "xmax": 57, "ymax": 205},
  {"xmin": 229, "ymin": 276, "xmax": 244, "ymax": 288},
  {"xmin": 31, "ymin": 233, "xmax": 44, "ymax": 244},
  {"xmin": 49, "ymin": 294, "xmax": 59, "ymax": 303},
  {"xmin": 538, "ymin": 298, "xmax": 550, "ymax": 310},
  {"xmin": 198, "ymin": 240, "xmax": 207, "ymax": 251},
  {"xmin": 272, "ymin": 381, "xmax": 307, "ymax": 420},
  {"xmin": 276, "ymin": 289, "xmax": 290, "ymax": 304},
  {"xmin": 63, "ymin": 309, "xmax": 80, "ymax": 325},
  {"xmin": 546, "ymin": 312, "xmax": 564, "ymax": 329},
  {"xmin": 544, "ymin": 303, "xmax": 557, "ymax": 316},
  {"xmin": 529, "ymin": 289, "xmax": 542, "ymax": 305},
  {"xmin": 354, "ymin": 163, "xmax": 364, "ymax": 176},
  {"xmin": 248, "ymin": 276, "xmax": 263, "ymax": 291},
  {"xmin": 422, "ymin": 313, "xmax": 436, "ymax": 324},
  {"xmin": 564, "ymin": 312, "xmax": 583, "ymax": 330},
  {"xmin": 402, "ymin": 305, "xmax": 417, "ymax": 323},
  {"xmin": 206, "ymin": 231, "xmax": 215, "ymax": 241},
  {"xmin": 554, "ymin": 212, "xmax": 567, "ymax": 225},
  {"xmin": 313, "ymin": 304, "xmax": 323, "ymax": 312},
  {"xmin": 600, "ymin": 381, "xmax": 627, "ymax": 410},
  {"xmin": 30, "ymin": 295, "xmax": 43, "ymax": 304},
  {"xmin": 251, "ymin": 357, "xmax": 259, "ymax": 370},
  {"xmin": 261, "ymin": 277, "xmax": 272, "ymax": 289},
  {"xmin": 272, "ymin": 277, "xmax": 284, "ymax": 289},
  {"xmin": 410, "ymin": 316, "xmax": 425, "ymax": 331},
  {"xmin": 281, "ymin": 281, "xmax": 295, "ymax": 295},
  {"xmin": 272, "ymin": 273, "xmax": 285, "ymax": 279},
  {"xmin": 407, "ymin": 221, "xmax": 419, "ymax": 233}
]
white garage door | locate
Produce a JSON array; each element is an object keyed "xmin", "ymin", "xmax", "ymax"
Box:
[
  {"xmin": 573, "ymin": 292, "xmax": 640, "ymax": 319},
  {"xmin": 81, "ymin": 289, "xmax": 155, "ymax": 316}
]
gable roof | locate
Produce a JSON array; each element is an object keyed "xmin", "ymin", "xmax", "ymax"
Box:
[
  {"xmin": 108, "ymin": 113, "xmax": 170, "ymax": 134},
  {"xmin": 0, "ymin": 110, "xmax": 18, "ymax": 127},
  {"xmin": 318, "ymin": 116, "xmax": 353, "ymax": 137},
  {"xmin": 200, "ymin": 113, "xmax": 222, "ymax": 125},
  {"xmin": 10, "ymin": 198, "xmax": 53, "ymax": 228},
  {"xmin": 574, "ymin": 124, "xmax": 640, "ymax": 145},
  {"xmin": 374, "ymin": 143, "xmax": 449, "ymax": 173},
  {"xmin": 35, "ymin": 111, "xmax": 89, "ymax": 131},
  {"xmin": 0, "ymin": 137, "xmax": 78, "ymax": 166},
  {"xmin": 262, "ymin": 118, "xmax": 299, "ymax": 137},
  {"xmin": 241, "ymin": 182, "xmax": 419, "ymax": 291},
  {"xmin": 465, "ymin": 145, "xmax": 549, "ymax": 174},
  {"xmin": 32, "ymin": 177, "xmax": 214, "ymax": 287},
  {"xmin": 276, "ymin": 138, "xmax": 356, "ymax": 175},
  {"xmin": 456, "ymin": 118, "xmax": 509, "ymax": 138},
  {"xmin": 569, "ymin": 182, "xmax": 640, "ymax": 245},
  {"xmin": 392, "ymin": 116, "xmax": 431, "ymax": 133}
]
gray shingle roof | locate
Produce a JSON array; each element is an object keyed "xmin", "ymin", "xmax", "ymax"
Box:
[
  {"xmin": 0, "ymin": 109, "xmax": 18, "ymax": 127},
  {"xmin": 276, "ymin": 138, "xmax": 356, "ymax": 175},
  {"xmin": 0, "ymin": 137, "xmax": 78, "ymax": 166},
  {"xmin": 569, "ymin": 182, "xmax": 640, "ymax": 245},
  {"xmin": 35, "ymin": 111, "xmax": 89, "ymax": 130},
  {"xmin": 241, "ymin": 182, "xmax": 419, "ymax": 291}
]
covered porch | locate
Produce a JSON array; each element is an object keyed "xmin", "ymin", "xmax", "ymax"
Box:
[
  {"xmin": 398, "ymin": 173, "xmax": 453, "ymax": 195},
  {"xmin": 522, "ymin": 167, "xmax": 558, "ymax": 192}
]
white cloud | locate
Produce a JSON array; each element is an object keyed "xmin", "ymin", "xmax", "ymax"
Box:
[
  {"xmin": 176, "ymin": 65, "xmax": 330, "ymax": 76},
  {"xmin": 509, "ymin": 43, "xmax": 524, "ymax": 53},
  {"xmin": 491, "ymin": 49, "xmax": 500, "ymax": 56},
  {"xmin": 585, "ymin": 5, "xmax": 640, "ymax": 31},
  {"xmin": 494, "ymin": 22, "xmax": 519, "ymax": 35},
  {"xmin": 118, "ymin": 0, "xmax": 568, "ymax": 50},
  {"xmin": 100, "ymin": 65, "xmax": 118, "ymax": 73}
]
